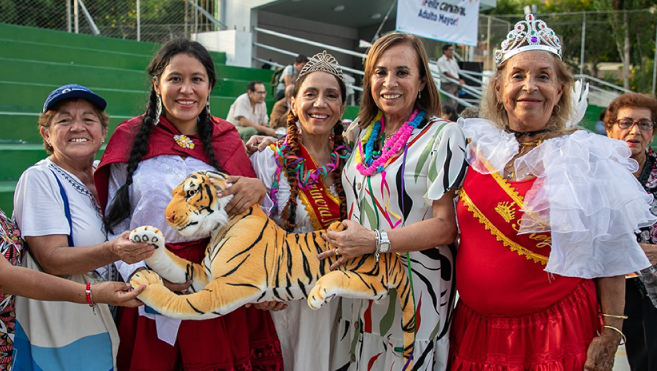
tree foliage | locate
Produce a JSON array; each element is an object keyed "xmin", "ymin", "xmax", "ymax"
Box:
[{"xmin": 483, "ymin": 0, "xmax": 656, "ymax": 93}]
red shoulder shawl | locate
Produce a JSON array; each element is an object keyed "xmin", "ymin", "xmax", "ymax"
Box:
[{"xmin": 94, "ymin": 114, "xmax": 255, "ymax": 210}]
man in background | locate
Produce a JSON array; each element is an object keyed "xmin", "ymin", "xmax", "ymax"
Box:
[
  {"xmin": 270, "ymin": 84, "xmax": 294, "ymax": 130},
  {"xmin": 274, "ymin": 54, "xmax": 308, "ymax": 100},
  {"xmin": 226, "ymin": 81, "xmax": 275, "ymax": 142},
  {"xmin": 437, "ymin": 44, "xmax": 465, "ymax": 109}
]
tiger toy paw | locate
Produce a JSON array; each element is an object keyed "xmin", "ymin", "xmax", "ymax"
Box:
[
  {"xmin": 129, "ymin": 269, "xmax": 164, "ymax": 290},
  {"xmin": 308, "ymin": 279, "xmax": 337, "ymax": 310},
  {"xmin": 307, "ymin": 288, "xmax": 328, "ymax": 310},
  {"xmin": 129, "ymin": 226, "xmax": 165, "ymax": 250}
]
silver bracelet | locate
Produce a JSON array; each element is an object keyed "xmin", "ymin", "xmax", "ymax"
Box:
[{"xmin": 374, "ymin": 229, "xmax": 381, "ymax": 262}]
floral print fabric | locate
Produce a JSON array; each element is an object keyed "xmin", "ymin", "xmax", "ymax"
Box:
[{"xmin": 0, "ymin": 210, "xmax": 23, "ymax": 370}]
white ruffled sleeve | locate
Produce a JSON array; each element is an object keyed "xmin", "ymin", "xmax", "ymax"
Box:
[
  {"xmin": 250, "ymin": 146, "xmax": 279, "ymax": 216},
  {"xmin": 424, "ymin": 120, "xmax": 467, "ymax": 202},
  {"xmin": 250, "ymin": 146, "xmax": 277, "ymax": 190},
  {"xmin": 516, "ymin": 131, "xmax": 654, "ymax": 278}
]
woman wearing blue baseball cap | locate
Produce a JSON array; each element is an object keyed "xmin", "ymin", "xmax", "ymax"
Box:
[{"xmin": 11, "ymin": 84, "xmax": 158, "ymax": 371}]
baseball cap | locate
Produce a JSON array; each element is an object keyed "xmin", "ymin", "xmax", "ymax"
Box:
[{"xmin": 42, "ymin": 84, "xmax": 107, "ymax": 113}]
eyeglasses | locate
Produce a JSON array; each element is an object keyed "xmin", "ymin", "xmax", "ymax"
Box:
[
  {"xmin": 254, "ymin": 91, "xmax": 267, "ymax": 95},
  {"xmin": 615, "ymin": 118, "xmax": 655, "ymax": 131}
]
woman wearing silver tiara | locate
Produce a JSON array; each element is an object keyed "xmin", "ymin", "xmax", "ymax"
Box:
[
  {"xmin": 449, "ymin": 14, "xmax": 654, "ymax": 370},
  {"xmin": 250, "ymin": 51, "xmax": 351, "ymax": 370}
]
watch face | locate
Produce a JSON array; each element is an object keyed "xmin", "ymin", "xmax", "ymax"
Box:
[{"xmin": 380, "ymin": 231, "xmax": 391, "ymax": 253}]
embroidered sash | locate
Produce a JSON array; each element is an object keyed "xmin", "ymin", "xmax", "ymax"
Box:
[
  {"xmin": 297, "ymin": 145, "xmax": 342, "ymax": 230},
  {"xmin": 459, "ymin": 169, "xmax": 550, "ymax": 265}
]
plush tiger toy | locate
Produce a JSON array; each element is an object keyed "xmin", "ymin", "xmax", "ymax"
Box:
[{"xmin": 128, "ymin": 171, "xmax": 416, "ymax": 367}]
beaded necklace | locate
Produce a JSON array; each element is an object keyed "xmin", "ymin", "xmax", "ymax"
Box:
[
  {"xmin": 269, "ymin": 137, "xmax": 349, "ymax": 214},
  {"xmin": 356, "ymin": 109, "xmax": 425, "ymax": 176}
]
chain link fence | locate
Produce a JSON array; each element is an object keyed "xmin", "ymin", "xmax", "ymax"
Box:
[
  {"xmin": 0, "ymin": 0, "xmax": 222, "ymax": 43},
  {"xmin": 418, "ymin": 10, "xmax": 656, "ymax": 93},
  {"xmin": 480, "ymin": 11, "xmax": 657, "ymax": 93}
]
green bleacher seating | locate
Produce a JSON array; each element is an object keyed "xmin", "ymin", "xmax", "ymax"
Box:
[{"xmin": 0, "ymin": 23, "xmax": 360, "ymax": 214}]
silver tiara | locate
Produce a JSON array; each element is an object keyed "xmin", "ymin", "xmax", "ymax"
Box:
[
  {"xmin": 297, "ymin": 50, "xmax": 344, "ymax": 82},
  {"xmin": 495, "ymin": 13, "xmax": 562, "ymax": 66}
]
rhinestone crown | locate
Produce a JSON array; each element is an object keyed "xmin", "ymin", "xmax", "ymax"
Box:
[
  {"xmin": 495, "ymin": 13, "xmax": 562, "ymax": 66},
  {"xmin": 297, "ymin": 50, "xmax": 344, "ymax": 83}
]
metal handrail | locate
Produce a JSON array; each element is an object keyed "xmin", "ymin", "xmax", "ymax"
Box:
[
  {"xmin": 429, "ymin": 63, "xmax": 483, "ymax": 97},
  {"xmin": 254, "ymin": 42, "xmax": 365, "ymax": 77},
  {"xmin": 574, "ymin": 74, "xmax": 633, "ymax": 94},
  {"xmin": 254, "ymin": 27, "xmax": 367, "ymax": 59},
  {"xmin": 459, "ymin": 69, "xmax": 485, "ymax": 78},
  {"xmin": 253, "ymin": 57, "xmax": 284, "ymax": 69},
  {"xmin": 429, "ymin": 69, "xmax": 482, "ymax": 98},
  {"xmin": 588, "ymin": 84, "xmax": 620, "ymax": 98},
  {"xmin": 440, "ymin": 89, "xmax": 475, "ymax": 108},
  {"xmin": 252, "ymin": 56, "xmax": 363, "ymax": 93},
  {"xmin": 253, "ymin": 28, "xmax": 477, "ymax": 107},
  {"xmin": 78, "ymin": 0, "xmax": 100, "ymax": 35}
]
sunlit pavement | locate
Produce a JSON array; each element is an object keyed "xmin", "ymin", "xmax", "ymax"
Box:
[{"xmin": 614, "ymin": 344, "xmax": 630, "ymax": 371}]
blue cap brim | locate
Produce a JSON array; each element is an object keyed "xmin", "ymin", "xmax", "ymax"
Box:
[{"xmin": 43, "ymin": 90, "xmax": 107, "ymax": 113}]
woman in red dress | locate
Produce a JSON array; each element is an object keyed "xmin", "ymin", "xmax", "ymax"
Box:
[
  {"xmin": 450, "ymin": 14, "xmax": 654, "ymax": 370},
  {"xmin": 95, "ymin": 38, "xmax": 283, "ymax": 371}
]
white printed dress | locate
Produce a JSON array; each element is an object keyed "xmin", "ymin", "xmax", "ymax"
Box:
[{"xmin": 338, "ymin": 117, "xmax": 467, "ymax": 371}]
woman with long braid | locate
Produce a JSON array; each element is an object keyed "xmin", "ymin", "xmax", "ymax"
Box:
[
  {"xmin": 94, "ymin": 38, "xmax": 283, "ymax": 371},
  {"xmin": 250, "ymin": 51, "xmax": 350, "ymax": 371}
]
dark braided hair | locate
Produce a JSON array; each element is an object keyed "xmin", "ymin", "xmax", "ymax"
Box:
[
  {"xmin": 331, "ymin": 120, "xmax": 348, "ymax": 221},
  {"xmin": 105, "ymin": 38, "xmax": 220, "ymax": 233},
  {"xmin": 281, "ymin": 110, "xmax": 301, "ymax": 232},
  {"xmin": 279, "ymin": 71, "xmax": 348, "ymax": 232}
]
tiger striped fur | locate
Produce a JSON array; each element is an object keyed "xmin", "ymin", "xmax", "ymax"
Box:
[{"xmin": 128, "ymin": 171, "xmax": 416, "ymax": 367}]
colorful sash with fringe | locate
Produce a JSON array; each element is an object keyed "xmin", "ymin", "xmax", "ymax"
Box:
[{"xmin": 297, "ymin": 145, "xmax": 341, "ymax": 230}]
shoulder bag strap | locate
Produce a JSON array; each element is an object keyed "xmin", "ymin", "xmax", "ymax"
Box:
[{"xmin": 49, "ymin": 169, "xmax": 74, "ymax": 246}]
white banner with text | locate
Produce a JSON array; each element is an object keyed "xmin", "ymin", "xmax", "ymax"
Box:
[{"xmin": 396, "ymin": 0, "xmax": 480, "ymax": 46}]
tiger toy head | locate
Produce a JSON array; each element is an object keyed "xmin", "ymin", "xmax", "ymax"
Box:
[{"xmin": 165, "ymin": 171, "xmax": 233, "ymax": 237}]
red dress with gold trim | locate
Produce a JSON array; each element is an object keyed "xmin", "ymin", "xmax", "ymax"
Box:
[{"xmin": 449, "ymin": 169, "xmax": 600, "ymax": 370}]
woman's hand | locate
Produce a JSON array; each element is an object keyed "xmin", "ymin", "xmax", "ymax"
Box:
[
  {"xmin": 640, "ymin": 243, "xmax": 657, "ymax": 265},
  {"xmin": 245, "ymin": 301, "xmax": 288, "ymax": 311},
  {"xmin": 92, "ymin": 281, "xmax": 146, "ymax": 307},
  {"xmin": 318, "ymin": 220, "xmax": 376, "ymax": 271},
  {"xmin": 245, "ymin": 135, "xmax": 277, "ymax": 156},
  {"xmin": 109, "ymin": 231, "xmax": 155, "ymax": 264},
  {"xmin": 162, "ymin": 277, "xmax": 193, "ymax": 293},
  {"xmin": 218, "ymin": 176, "xmax": 266, "ymax": 215},
  {"xmin": 584, "ymin": 329, "xmax": 622, "ymax": 371}
]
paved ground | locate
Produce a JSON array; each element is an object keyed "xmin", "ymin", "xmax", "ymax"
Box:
[{"xmin": 614, "ymin": 345, "xmax": 631, "ymax": 371}]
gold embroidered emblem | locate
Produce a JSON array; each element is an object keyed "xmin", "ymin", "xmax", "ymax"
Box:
[
  {"xmin": 495, "ymin": 201, "xmax": 516, "ymax": 223},
  {"xmin": 529, "ymin": 233, "xmax": 551, "ymax": 248},
  {"xmin": 459, "ymin": 189, "xmax": 548, "ymax": 265}
]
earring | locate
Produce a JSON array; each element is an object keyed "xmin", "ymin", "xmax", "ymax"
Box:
[
  {"xmin": 206, "ymin": 99, "xmax": 211, "ymax": 117},
  {"xmin": 418, "ymin": 90, "xmax": 422, "ymax": 99},
  {"xmin": 154, "ymin": 95, "xmax": 162, "ymax": 126}
]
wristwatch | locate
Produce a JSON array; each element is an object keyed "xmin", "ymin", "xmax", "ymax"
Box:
[
  {"xmin": 379, "ymin": 230, "xmax": 391, "ymax": 254},
  {"xmin": 374, "ymin": 229, "xmax": 392, "ymax": 262}
]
